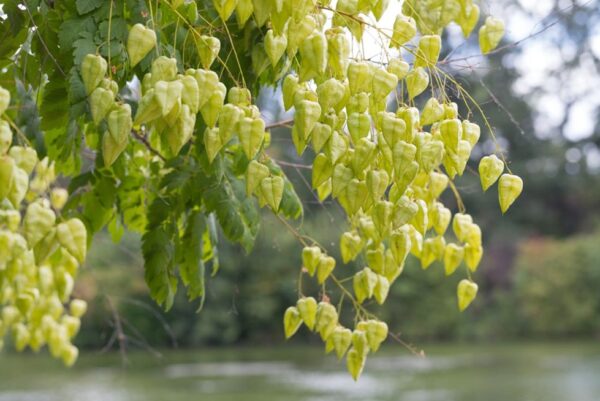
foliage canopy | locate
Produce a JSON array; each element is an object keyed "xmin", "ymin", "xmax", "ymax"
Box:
[{"xmin": 0, "ymin": 0, "xmax": 522, "ymax": 379}]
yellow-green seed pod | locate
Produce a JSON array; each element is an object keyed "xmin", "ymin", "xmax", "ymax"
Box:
[
  {"xmin": 457, "ymin": 4, "xmax": 480, "ymax": 38},
  {"xmin": 102, "ymin": 129, "xmax": 128, "ymax": 167},
  {"xmin": 373, "ymin": 275, "xmax": 390, "ymax": 305},
  {"xmin": 302, "ymin": 246, "xmax": 322, "ymax": 276},
  {"xmin": 365, "ymin": 320, "xmax": 388, "ymax": 351},
  {"xmin": 151, "ymin": 56, "xmax": 178, "ymax": 83},
  {"xmin": 213, "ymin": 0, "xmax": 238, "ymax": 21},
  {"xmin": 295, "ymin": 100, "xmax": 321, "ymax": 140},
  {"xmin": 315, "ymin": 302, "xmax": 338, "ymax": 341},
  {"xmin": 0, "ymin": 155, "xmax": 15, "ymax": 200},
  {"xmin": 464, "ymin": 243, "xmax": 483, "ymax": 271},
  {"xmin": 197, "ymin": 35, "xmax": 221, "ymax": 69},
  {"xmin": 347, "ymin": 61, "xmax": 372, "ymax": 94},
  {"xmin": 107, "ymin": 103, "xmax": 132, "ymax": 144},
  {"xmin": 326, "ymin": 27, "xmax": 350, "ymax": 78},
  {"xmin": 300, "ymin": 31, "xmax": 328, "ymax": 78},
  {"xmin": 238, "ymin": 117, "xmax": 265, "ymax": 159},
  {"xmin": 236, "ymin": 0, "xmax": 254, "ymax": 25},
  {"xmin": 479, "ymin": 154, "xmax": 504, "ymax": 191},
  {"xmin": 498, "ymin": 173, "xmax": 523, "ymax": 213},
  {"xmin": 56, "ymin": 218, "xmax": 87, "ymax": 263},
  {"xmin": 310, "ymin": 123, "xmax": 332, "ymax": 153},
  {"xmin": 346, "ymin": 347, "xmax": 365, "ymax": 381},
  {"xmin": 296, "ymin": 296, "xmax": 318, "ymax": 330},
  {"xmin": 414, "ymin": 35, "xmax": 441, "ymax": 67},
  {"xmin": 265, "ymin": 30, "xmax": 288, "ymax": 66},
  {"xmin": 89, "ymin": 87, "xmax": 114, "ymax": 125},
  {"xmin": 0, "ymin": 120, "xmax": 12, "ymax": 155},
  {"xmin": 340, "ymin": 231, "xmax": 363, "ymax": 263},
  {"xmin": 371, "ymin": 68, "xmax": 398, "ymax": 99},
  {"xmin": 317, "ymin": 255, "xmax": 336, "ymax": 284},
  {"xmin": 391, "ymin": 15, "xmax": 416, "ymax": 48},
  {"xmin": 353, "ymin": 267, "xmax": 377, "ymax": 303},
  {"xmin": 457, "ymin": 279, "xmax": 478, "ymax": 311},
  {"xmin": 283, "ymin": 306, "xmax": 302, "ymax": 339},
  {"xmin": 479, "ymin": 17, "xmax": 505, "ymax": 54},
  {"xmin": 203, "ymin": 127, "xmax": 222, "ymax": 163},
  {"xmin": 127, "ymin": 24, "xmax": 157, "ymax": 67},
  {"xmin": 81, "ymin": 54, "xmax": 107, "ymax": 95},
  {"xmin": 0, "ymin": 86, "xmax": 10, "ymax": 115},
  {"xmin": 332, "ymin": 326, "xmax": 352, "ymax": 359},
  {"xmin": 444, "ymin": 243, "xmax": 464, "ymax": 275},
  {"xmin": 420, "ymin": 97, "xmax": 445, "ymax": 127},
  {"xmin": 406, "ymin": 67, "xmax": 429, "ymax": 99},
  {"xmin": 387, "ymin": 58, "xmax": 410, "ymax": 80},
  {"xmin": 259, "ymin": 176, "xmax": 284, "ymax": 211},
  {"xmin": 23, "ymin": 202, "xmax": 56, "ymax": 247}
]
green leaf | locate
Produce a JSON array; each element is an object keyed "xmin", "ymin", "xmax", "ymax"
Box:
[
  {"xmin": 76, "ymin": 0, "xmax": 104, "ymax": 15},
  {"xmin": 142, "ymin": 225, "xmax": 177, "ymax": 310},
  {"xmin": 178, "ymin": 211, "xmax": 207, "ymax": 303}
]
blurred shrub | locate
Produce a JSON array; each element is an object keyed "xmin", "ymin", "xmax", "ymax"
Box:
[{"xmin": 512, "ymin": 232, "xmax": 600, "ymax": 337}]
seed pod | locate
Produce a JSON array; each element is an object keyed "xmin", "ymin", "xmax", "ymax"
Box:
[
  {"xmin": 366, "ymin": 244, "xmax": 385, "ymax": 274},
  {"xmin": 197, "ymin": 35, "xmax": 221, "ymax": 69},
  {"xmin": 326, "ymin": 27, "xmax": 350, "ymax": 78},
  {"xmin": 213, "ymin": 0, "xmax": 238, "ymax": 20},
  {"xmin": 462, "ymin": 120, "xmax": 481, "ymax": 146},
  {"xmin": 297, "ymin": 297, "xmax": 318, "ymax": 330},
  {"xmin": 295, "ymin": 100, "xmax": 321, "ymax": 140},
  {"xmin": 311, "ymin": 153, "xmax": 332, "ymax": 189},
  {"xmin": 259, "ymin": 176, "xmax": 284, "ymax": 211},
  {"xmin": 457, "ymin": 4, "xmax": 479, "ymax": 37},
  {"xmin": 302, "ymin": 246, "xmax": 322, "ymax": 277},
  {"xmin": 372, "ymin": 68, "xmax": 398, "ymax": 99},
  {"xmin": 8, "ymin": 146, "xmax": 36, "ymax": 174},
  {"xmin": 218, "ymin": 104, "xmax": 242, "ymax": 144},
  {"xmin": 346, "ymin": 347, "xmax": 365, "ymax": 381},
  {"xmin": 347, "ymin": 61, "xmax": 372, "ymax": 94},
  {"xmin": 310, "ymin": 123, "xmax": 332, "ymax": 153},
  {"xmin": 352, "ymin": 326, "xmax": 369, "ymax": 355},
  {"xmin": 245, "ymin": 160, "xmax": 270, "ymax": 197},
  {"xmin": 24, "ymin": 202, "xmax": 56, "ymax": 247},
  {"xmin": 264, "ymin": 30, "xmax": 287, "ymax": 66},
  {"xmin": 464, "ymin": 243, "xmax": 483, "ymax": 271},
  {"xmin": 0, "ymin": 120, "xmax": 12, "ymax": 154},
  {"xmin": 498, "ymin": 173, "xmax": 523, "ymax": 213},
  {"xmin": 8, "ymin": 166, "xmax": 28, "ymax": 207},
  {"xmin": 203, "ymin": 127, "xmax": 222, "ymax": 163},
  {"xmin": 315, "ymin": 302, "xmax": 338, "ymax": 340},
  {"xmin": 444, "ymin": 243, "xmax": 464, "ymax": 275},
  {"xmin": 0, "ymin": 155, "xmax": 15, "ymax": 200},
  {"xmin": 300, "ymin": 31, "xmax": 328, "ymax": 78},
  {"xmin": 366, "ymin": 169, "xmax": 389, "ymax": 201},
  {"xmin": 88, "ymin": 87, "xmax": 113, "ymax": 125},
  {"xmin": 0, "ymin": 86, "xmax": 10, "ymax": 115},
  {"xmin": 151, "ymin": 56, "xmax": 178, "ymax": 83},
  {"xmin": 439, "ymin": 119, "xmax": 462, "ymax": 152},
  {"xmin": 353, "ymin": 267, "xmax": 377, "ymax": 303},
  {"xmin": 56, "ymin": 218, "xmax": 87, "ymax": 263},
  {"xmin": 326, "ymin": 130, "xmax": 348, "ymax": 164},
  {"xmin": 239, "ymin": 117, "xmax": 265, "ymax": 159},
  {"xmin": 287, "ymin": 15, "xmax": 316, "ymax": 57},
  {"xmin": 457, "ymin": 279, "xmax": 478, "ymax": 311},
  {"xmin": 347, "ymin": 93, "xmax": 369, "ymax": 115},
  {"xmin": 347, "ymin": 112, "xmax": 370, "ymax": 143},
  {"xmin": 102, "ymin": 130, "xmax": 127, "ymax": 167},
  {"xmin": 390, "ymin": 226, "xmax": 411, "ymax": 263},
  {"xmin": 331, "ymin": 326, "xmax": 352, "ymax": 359},
  {"xmin": 283, "ymin": 306, "xmax": 302, "ymax": 339},
  {"xmin": 478, "ymin": 154, "xmax": 504, "ymax": 191},
  {"xmin": 331, "ymin": 163, "xmax": 353, "ymax": 198},
  {"xmin": 406, "ymin": 67, "xmax": 429, "ymax": 99},
  {"xmin": 177, "ymin": 75, "xmax": 200, "ymax": 113},
  {"xmin": 452, "ymin": 213, "xmax": 472, "ymax": 243},
  {"xmin": 200, "ymin": 83, "xmax": 226, "ymax": 127},
  {"xmin": 317, "ymin": 255, "xmax": 336, "ymax": 284},
  {"xmin": 373, "ymin": 275, "xmax": 390, "ymax": 305},
  {"xmin": 420, "ymin": 98, "xmax": 444, "ymax": 127},
  {"xmin": 340, "ymin": 231, "xmax": 363, "ymax": 263},
  {"xmin": 365, "ymin": 320, "xmax": 388, "ymax": 351},
  {"xmin": 391, "ymin": 15, "xmax": 416, "ymax": 47},
  {"xmin": 415, "ymin": 35, "xmax": 441, "ymax": 67},
  {"xmin": 317, "ymin": 78, "xmax": 346, "ymax": 112},
  {"xmin": 342, "ymin": 178, "xmax": 369, "ymax": 216},
  {"xmin": 479, "ymin": 16, "xmax": 505, "ymax": 54},
  {"xmin": 387, "ymin": 58, "xmax": 410, "ymax": 80},
  {"xmin": 106, "ymin": 104, "xmax": 132, "ymax": 145},
  {"xmin": 236, "ymin": 0, "xmax": 254, "ymax": 25},
  {"xmin": 81, "ymin": 54, "xmax": 107, "ymax": 95},
  {"xmin": 127, "ymin": 24, "xmax": 157, "ymax": 67},
  {"xmin": 154, "ymin": 80, "xmax": 183, "ymax": 117},
  {"xmin": 282, "ymin": 75, "xmax": 299, "ymax": 111}
]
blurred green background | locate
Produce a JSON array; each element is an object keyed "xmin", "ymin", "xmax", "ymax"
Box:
[{"xmin": 2, "ymin": 0, "xmax": 600, "ymax": 399}]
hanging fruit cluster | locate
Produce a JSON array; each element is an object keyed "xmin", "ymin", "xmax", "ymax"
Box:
[
  {"xmin": 226, "ymin": 0, "xmax": 520, "ymax": 380},
  {"xmin": 0, "ymin": 0, "xmax": 522, "ymax": 377},
  {"xmin": 0, "ymin": 87, "xmax": 87, "ymax": 366}
]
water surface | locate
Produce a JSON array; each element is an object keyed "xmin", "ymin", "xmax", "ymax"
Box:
[{"xmin": 1, "ymin": 342, "xmax": 599, "ymax": 401}]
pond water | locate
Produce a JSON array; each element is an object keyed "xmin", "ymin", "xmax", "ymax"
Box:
[{"xmin": 0, "ymin": 342, "xmax": 599, "ymax": 401}]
